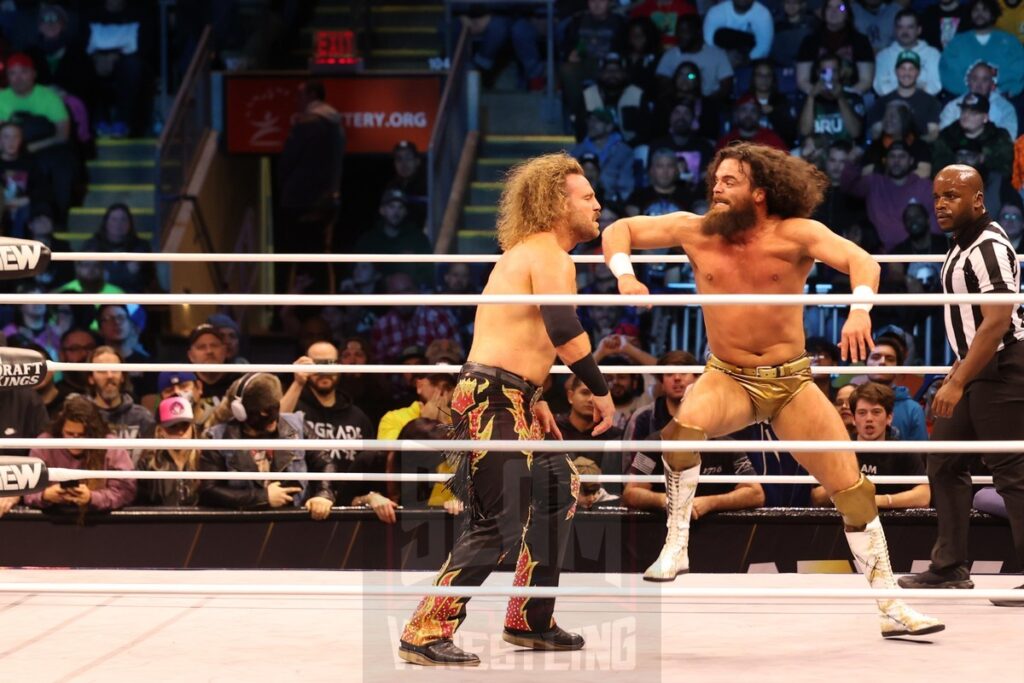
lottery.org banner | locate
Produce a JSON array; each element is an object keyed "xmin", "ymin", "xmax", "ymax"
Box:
[{"xmin": 224, "ymin": 74, "xmax": 441, "ymax": 154}]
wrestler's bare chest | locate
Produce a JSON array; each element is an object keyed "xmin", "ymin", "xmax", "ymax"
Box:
[{"xmin": 686, "ymin": 235, "xmax": 811, "ymax": 294}]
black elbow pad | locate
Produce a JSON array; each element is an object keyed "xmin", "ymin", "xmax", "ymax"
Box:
[{"xmin": 540, "ymin": 305, "xmax": 585, "ymax": 347}]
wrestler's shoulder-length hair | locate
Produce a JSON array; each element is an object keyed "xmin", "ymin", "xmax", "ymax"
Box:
[
  {"xmin": 495, "ymin": 152, "xmax": 584, "ymax": 252},
  {"xmin": 706, "ymin": 142, "xmax": 829, "ymax": 219}
]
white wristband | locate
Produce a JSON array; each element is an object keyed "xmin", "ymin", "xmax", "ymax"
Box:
[
  {"xmin": 850, "ymin": 285, "xmax": 874, "ymax": 313},
  {"xmin": 609, "ymin": 252, "xmax": 635, "ymax": 279}
]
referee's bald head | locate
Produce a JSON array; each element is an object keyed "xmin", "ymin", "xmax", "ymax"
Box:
[
  {"xmin": 933, "ymin": 165, "xmax": 986, "ymax": 233},
  {"xmin": 936, "ymin": 164, "xmax": 983, "ymax": 193}
]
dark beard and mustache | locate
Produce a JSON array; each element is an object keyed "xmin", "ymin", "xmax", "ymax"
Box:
[
  {"xmin": 311, "ymin": 378, "xmax": 337, "ymax": 397},
  {"xmin": 701, "ymin": 196, "xmax": 758, "ymax": 243}
]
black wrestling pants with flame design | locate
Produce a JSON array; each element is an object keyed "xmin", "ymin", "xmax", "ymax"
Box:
[{"xmin": 401, "ymin": 365, "xmax": 580, "ymax": 646}]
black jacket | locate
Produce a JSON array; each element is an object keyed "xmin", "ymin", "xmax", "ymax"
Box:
[
  {"xmin": 0, "ymin": 388, "xmax": 49, "ymax": 457},
  {"xmin": 135, "ymin": 449, "xmax": 201, "ymax": 506},
  {"xmin": 198, "ymin": 413, "xmax": 338, "ymax": 509},
  {"xmin": 278, "ymin": 101, "xmax": 346, "ymax": 209}
]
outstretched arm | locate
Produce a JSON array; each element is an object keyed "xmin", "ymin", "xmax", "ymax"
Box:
[
  {"xmin": 602, "ymin": 212, "xmax": 701, "ymax": 299},
  {"xmin": 602, "ymin": 212, "xmax": 698, "ymax": 255},
  {"xmin": 799, "ymin": 219, "xmax": 880, "ymax": 362}
]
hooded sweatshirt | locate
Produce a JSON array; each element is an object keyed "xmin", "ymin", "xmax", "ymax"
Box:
[
  {"xmin": 23, "ymin": 434, "xmax": 136, "ymax": 510},
  {"xmin": 295, "ymin": 387, "xmax": 374, "ymax": 462},
  {"xmin": 891, "ymin": 384, "xmax": 928, "ymax": 441},
  {"xmin": 92, "ymin": 393, "xmax": 156, "ymax": 465},
  {"xmin": 296, "ymin": 388, "xmax": 384, "ymax": 505}
]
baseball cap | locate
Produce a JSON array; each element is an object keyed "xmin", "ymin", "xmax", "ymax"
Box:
[
  {"xmin": 959, "ymin": 93, "xmax": 990, "ymax": 113},
  {"xmin": 5, "ymin": 53, "xmax": 34, "ymax": 71},
  {"xmin": 885, "ymin": 140, "xmax": 911, "ymax": 155},
  {"xmin": 393, "ymin": 140, "xmax": 419, "ymax": 154},
  {"xmin": 379, "ymin": 188, "xmax": 408, "ymax": 206},
  {"xmin": 158, "ymin": 371, "xmax": 197, "ymax": 393},
  {"xmin": 158, "ymin": 396, "xmax": 194, "ymax": 427},
  {"xmin": 425, "ymin": 338, "xmax": 465, "ymax": 365},
  {"xmin": 578, "ymin": 152, "xmax": 600, "ymax": 167},
  {"xmin": 400, "ymin": 345, "xmax": 426, "ymax": 363},
  {"xmin": 895, "ymin": 50, "xmax": 920, "ymax": 69},
  {"xmin": 207, "ymin": 313, "xmax": 240, "ymax": 336},
  {"xmin": 39, "ymin": 5, "xmax": 68, "ymax": 25},
  {"xmin": 188, "ymin": 323, "xmax": 224, "ymax": 348},
  {"xmin": 599, "ymin": 52, "xmax": 624, "ymax": 70},
  {"xmin": 734, "ymin": 93, "xmax": 759, "ymax": 109},
  {"xmin": 588, "ymin": 108, "xmax": 615, "ymax": 124}
]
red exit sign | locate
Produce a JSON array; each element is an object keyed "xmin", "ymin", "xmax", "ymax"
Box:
[{"xmin": 312, "ymin": 29, "xmax": 359, "ymax": 66}]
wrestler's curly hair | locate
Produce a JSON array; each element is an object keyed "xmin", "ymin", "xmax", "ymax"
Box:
[
  {"xmin": 496, "ymin": 152, "xmax": 584, "ymax": 252},
  {"xmin": 706, "ymin": 142, "xmax": 829, "ymax": 219}
]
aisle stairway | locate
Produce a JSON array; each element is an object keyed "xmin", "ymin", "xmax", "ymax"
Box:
[
  {"xmin": 459, "ymin": 134, "xmax": 575, "ymax": 253},
  {"xmin": 61, "ymin": 138, "xmax": 157, "ymax": 248}
]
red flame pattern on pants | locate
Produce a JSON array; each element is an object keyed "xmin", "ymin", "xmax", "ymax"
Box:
[
  {"xmin": 399, "ymin": 367, "xmax": 575, "ymax": 649},
  {"xmin": 504, "ymin": 530, "xmax": 539, "ymax": 631},
  {"xmin": 401, "ymin": 559, "xmax": 464, "ymax": 646}
]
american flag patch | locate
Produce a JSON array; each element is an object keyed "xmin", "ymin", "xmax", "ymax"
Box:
[{"xmin": 632, "ymin": 452, "xmax": 657, "ymax": 474}]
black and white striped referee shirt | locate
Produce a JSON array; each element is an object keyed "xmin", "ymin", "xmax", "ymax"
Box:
[{"xmin": 940, "ymin": 213, "xmax": 1024, "ymax": 360}]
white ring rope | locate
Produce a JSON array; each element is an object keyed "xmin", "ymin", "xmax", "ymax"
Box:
[
  {"xmin": 37, "ymin": 468, "xmax": 992, "ymax": 486},
  {"xmin": 2, "ymin": 292, "xmax": 1024, "ymax": 306},
  {"xmin": 0, "ymin": 582, "xmax": 1016, "ymax": 601},
  {"xmin": 51, "ymin": 252, "xmax": 984, "ymax": 264},
  {"xmin": 50, "ymin": 362, "xmax": 952, "ymax": 375},
  {"xmin": 6, "ymin": 437, "xmax": 1019, "ymax": 453}
]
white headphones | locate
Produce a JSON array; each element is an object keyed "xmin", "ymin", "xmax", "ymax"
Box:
[{"xmin": 230, "ymin": 373, "xmax": 258, "ymax": 422}]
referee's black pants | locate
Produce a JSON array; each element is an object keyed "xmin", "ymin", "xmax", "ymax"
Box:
[{"xmin": 927, "ymin": 342, "xmax": 1024, "ymax": 572}]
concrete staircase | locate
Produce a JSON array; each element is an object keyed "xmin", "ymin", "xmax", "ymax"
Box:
[
  {"xmin": 61, "ymin": 138, "xmax": 157, "ymax": 248},
  {"xmin": 456, "ymin": 84, "xmax": 572, "ymax": 253},
  {"xmin": 304, "ymin": 1, "xmax": 444, "ymax": 71}
]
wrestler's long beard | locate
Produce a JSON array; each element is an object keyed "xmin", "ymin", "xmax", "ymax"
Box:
[{"xmin": 702, "ymin": 196, "xmax": 758, "ymax": 244}]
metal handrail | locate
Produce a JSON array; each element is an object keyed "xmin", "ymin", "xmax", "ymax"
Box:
[
  {"xmin": 426, "ymin": 25, "xmax": 474, "ymax": 243},
  {"xmin": 428, "ymin": 26, "xmax": 471, "ymax": 156},
  {"xmin": 157, "ymin": 26, "xmax": 211, "ymax": 153},
  {"xmin": 154, "ymin": 25, "xmax": 213, "ymax": 246}
]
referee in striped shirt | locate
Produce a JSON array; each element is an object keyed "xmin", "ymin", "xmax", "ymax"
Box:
[{"xmin": 898, "ymin": 166, "xmax": 1024, "ymax": 604}]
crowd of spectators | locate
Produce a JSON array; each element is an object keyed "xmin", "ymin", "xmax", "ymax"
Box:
[
  {"xmin": 410, "ymin": 0, "xmax": 1024, "ymax": 365},
  {"xmin": 0, "ymin": 319, "xmax": 957, "ymax": 524},
  {"xmin": 2, "ymin": 1, "xmax": 1020, "ymax": 536},
  {"xmin": 0, "ymin": 1, "xmax": 306, "ymax": 244}
]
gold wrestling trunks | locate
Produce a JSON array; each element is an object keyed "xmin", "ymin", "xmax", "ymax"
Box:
[{"xmin": 705, "ymin": 353, "xmax": 813, "ymax": 423}]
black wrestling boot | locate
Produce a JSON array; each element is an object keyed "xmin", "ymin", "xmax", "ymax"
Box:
[
  {"xmin": 398, "ymin": 639, "xmax": 480, "ymax": 666},
  {"xmin": 502, "ymin": 625, "xmax": 585, "ymax": 651},
  {"xmin": 897, "ymin": 565, "xmax": 974, "ymax": 589},
  {"xmin": 990, "ymin": 584, "xmax": 1024, "ymax": 607}
]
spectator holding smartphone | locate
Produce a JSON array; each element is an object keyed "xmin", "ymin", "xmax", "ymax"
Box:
[{"xmin": 22, "ymin": 394, "xmax": 136, "ymax": 511}]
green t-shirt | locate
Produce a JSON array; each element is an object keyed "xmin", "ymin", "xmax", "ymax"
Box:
[{"xmin": 0, "ymin": 85, "xmax": 69, "ymax": 124}]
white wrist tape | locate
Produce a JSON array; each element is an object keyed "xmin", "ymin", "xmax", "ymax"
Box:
[
  {"xmin": 609, "ymin": 252, "xmax": 635, "ymax": 279},
  {"xmin": 850, "ymin": 285, "xmax": 874, "ymax": 313}
]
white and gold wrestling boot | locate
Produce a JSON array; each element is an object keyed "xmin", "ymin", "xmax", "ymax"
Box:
[
  {"xmin": 845, "ymin": 517, "xmax": 945, "ymax": 638},
  {"xmin": 643, "ymin": 461, "xmax": 699, "ymax": 582}
]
